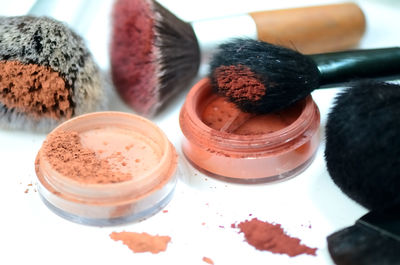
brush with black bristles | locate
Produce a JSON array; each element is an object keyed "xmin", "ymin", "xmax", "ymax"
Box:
[
  {"xmin": 325, "ymin": 81, "xmax": 400, "ymax": 211},
  {"xmin": 110, "ymin": 0, "xmax": 366, "ymax": 116},
  {"xmin": 324, "ymin": 81, "xmax": 400, "ymax": 265},
  {"xmin": 209, "ymin": 38, "xmax": 400, "ymax": 114},
  {"xmin": 0, "ymin": 16, "xmax": 106, "ymax": 132}
]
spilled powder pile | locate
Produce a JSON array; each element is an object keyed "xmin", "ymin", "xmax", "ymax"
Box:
[
  {"xmin": 110, "ymin": 231, "xmax": 171, "ymax": 254},
  {"xmin": 233, "ymin": 218, "xmax": 317, "ymax": 257},
  {"xmin": 42, "ymin": 130, "xmax": 132, "ymax": 184},
  {"xmin": 202, "ymin": 256, "xmax": 214, "ymax": 264}
]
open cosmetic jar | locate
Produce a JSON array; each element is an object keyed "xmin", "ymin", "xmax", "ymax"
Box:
[
  {"xmin": 35, "ymin": 112, "xmax": 178, "ymax": 226},
  {"xmin": 179, "ymin": 78, "xmax": 320, "ymax": 183}
]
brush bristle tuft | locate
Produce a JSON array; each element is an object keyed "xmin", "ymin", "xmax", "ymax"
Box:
[
  {"xmin": 325, "ymin": 81, "xmax": 400, "ymax": 210},
  {"xmin": 209, "ymin": 38, "xmax": 320, "ymax": 114},
  {"xmin": 111, "ymin": 0, "xmax": 200, "ymax": 116},
  {"xmin": 0, "ymin": 16, "xmax": 105, "ymax": 132}
]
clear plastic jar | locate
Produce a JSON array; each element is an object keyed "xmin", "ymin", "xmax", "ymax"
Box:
[
  {"xmin": 179, "ymin": 78, "xmax": 320, "ymax": 183},
  {"xmin": 35, "ymin": 111, "xmax": 178, "ymax": 226}
]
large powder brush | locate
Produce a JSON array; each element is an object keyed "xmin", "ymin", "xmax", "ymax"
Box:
[
  {"xmin": 209, "ymin": 38, "xmax": 400, "ymax": 114},
  {"xmin": 325, "ymin": 81, "xmax": 400, "ymax": 210},
  {"xmin": 0, "ymin": 16, "xmax": 105, "ymax": 132},
  {"xmin": 110, "ymin": 0, "xmax": 366, "ymax": 116},
  {"xmin": 325, "ymin": 81, "xmax": 400, "ymax": 265}
]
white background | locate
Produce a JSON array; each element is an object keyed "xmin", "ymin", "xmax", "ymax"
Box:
[{"xmin": 0, "ymin": 0, "xmax": 399, "ymax": 264}]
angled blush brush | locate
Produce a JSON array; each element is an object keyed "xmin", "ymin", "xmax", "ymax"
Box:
[
  {"xmin": 0, "ymin": 16, "xmax": 105, "ymax": 132},
  {"xmin": 209, "ymin": 39, "xmax": 400, "ymax": 114},
  {"xmin": 327, "ymin": 204, "xmax": 400, "ymax": 265},
  {"xmin": 110, "ymin": 0, "xmax": 366, "ymax": 116}
]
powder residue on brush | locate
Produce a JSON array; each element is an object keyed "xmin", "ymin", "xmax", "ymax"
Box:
[
  {"xmin": 110, "ymin": 231, "xmax": 171, "ymax": 254},
  {"xmin": 0, "ymin": 16, "xmax": 105, "ymax": 131},
  {"xmin": 233, "ymin": 218, "xmax": 317, "ymax": 257},
  {"xmin": 0, "ymin": 61, "xmax": 72, "ymax": 120},
  {"xmin": 41, "ymin": 130, "xmax": 132, "ymax": 184},
  {"xmin": 214, "ymin": 65, "xmax": 266, "ymax": 102}
]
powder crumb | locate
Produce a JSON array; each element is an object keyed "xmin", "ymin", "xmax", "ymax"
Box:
[
  {"xmin": 42, "ymin": 130, "xmax": 132, "ymax": 184},
  {"xmin": 110, "ymin": 231, "xmax": 171, "ymax": 254},
  {"xmin": 202, "ymin": 257, "xmax": 214, "ymax": 264},
  {"xmin": 27, "ymin": 183, "xmax": 33, "ymax": 186},
  {"xmin": 235, "ymin": 218, "xmax": 317, "ymax": 257},
  {"xmin": 125, "ymin": 144, "xmax": 134, "ymax": 150},
  {"xmin": 162, "ymin": 210, "xmax": 168, "ymax": 213}
]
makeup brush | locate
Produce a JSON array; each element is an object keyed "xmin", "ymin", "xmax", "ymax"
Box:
[
  {"xmin": 209, "ymin": 38, "xmax": 400, "ymax": 114},
  {"xmin": 324, "ymin": 81, "xmax": 400, "ymax": 211},
  {"xmin": 0, "ymin": 16, "xmax": 105, "ymax": 132},
  {"xmin": 327, "ymin": 204, "xmax": 400, "ymax": 265},
  {"xmin": 110, "ymin": 0, "xmax": 366, "ymax": 116}
]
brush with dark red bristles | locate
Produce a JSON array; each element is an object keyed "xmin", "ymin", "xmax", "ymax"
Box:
[
  {"xmin": 209, "ymin": 38, "xmax": 400, "ymax": 114},
  {"xmin": 110, "ymin": 0, "xmax": 367, "ymax": 116}
]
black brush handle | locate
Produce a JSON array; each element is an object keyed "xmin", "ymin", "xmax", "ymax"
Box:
[
  {"xmin": 309, "ymin": 48, "xmax": 400, "ymax": 85},
  {"xmin": 358, "ymin": 204, "xmax": 400, "ymax": 242}
]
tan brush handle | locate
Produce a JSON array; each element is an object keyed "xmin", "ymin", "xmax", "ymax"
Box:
[{"xmin": 249, "ymin": 2, "xmax": 366, "ymax": 54}]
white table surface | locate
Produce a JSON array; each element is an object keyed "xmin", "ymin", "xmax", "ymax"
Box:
[{"xmin": 0, "ymin": 0, "xmax": 399, "ymax": 264}]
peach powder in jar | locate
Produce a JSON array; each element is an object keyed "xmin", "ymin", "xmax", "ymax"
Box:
[{"xmin": 35, "ymin": 111, "xmax": 178, "ymax": 225}]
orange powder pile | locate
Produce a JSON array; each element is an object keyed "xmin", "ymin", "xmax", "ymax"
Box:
[
  {"xmin": 234, "ymin": 218, "xmax": 317, "ymax": 257},
  {"xmin": 202, "ymin": 256, "xmax": 214, "ymax": 264},
  {"xmin": 110, "ymin": 232, "xmax": 171, "ymax": 254},
  {"xmin": 42, "ymin": 130, "xmax": 132, "ymax": 184},
  {"xmin": 201, "ymin": 96, "xmax": 300, "ymax": 135}
]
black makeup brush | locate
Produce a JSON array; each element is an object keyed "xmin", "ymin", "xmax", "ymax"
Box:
[
  {"xmin": 325, "ymin": 81, "xmax": 400, "ymax": 265},
  {"xmin": 324, "ymin": 81, "xmax": 400, "ymax": 211},
  {"xmin": 0, "ymin": 16, "xmax": 105, "ymax": 132},
  {"xmin": 209, "ymin": 38, "xmax": 400, "ymax": 114},
  {"xmin": 327, "ymin": 204, "xmax": 400, "ymax": 265}
]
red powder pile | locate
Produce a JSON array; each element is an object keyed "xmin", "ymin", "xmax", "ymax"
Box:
[
  {"xmin": 41, "ymin": 130, "xmax": 132, "ymax": 184},
  {"xmin": 233, "ymin": 218, "xmax": 317, "ymax": 257},
  {"xmin": 110, "ymin": 231, "xmax": 171, "ymax": 254}
]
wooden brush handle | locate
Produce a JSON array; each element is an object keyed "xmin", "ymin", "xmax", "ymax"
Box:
[{"xmin": 249, "ymin": 2, "xmax": 366, "ymax": 54}]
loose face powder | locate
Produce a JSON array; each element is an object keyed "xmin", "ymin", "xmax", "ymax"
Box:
[
  {"xmin": 35, "ymin": 112, "xmax": 178, "ymax": 225},
  {"xmin": 179, "ymin": 78, "xmax": 320, "ymax": 182}
]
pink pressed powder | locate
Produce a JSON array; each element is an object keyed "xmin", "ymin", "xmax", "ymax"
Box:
[
  {"xmin": 179, "ymin": 78, "xmax": 320, "ymax": 182},
  {"xmin": 35, "ymin": 112, "xmax": 178, "ymax": 225}
]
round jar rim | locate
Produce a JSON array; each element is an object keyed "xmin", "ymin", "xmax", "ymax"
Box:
[
  {"xmin": 180, "ymin": 78, "xmax": 319, "ymax": 151},
  {"xmin": 36, "ymin": 111, "xmax": 178, "ymax": 204}
]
